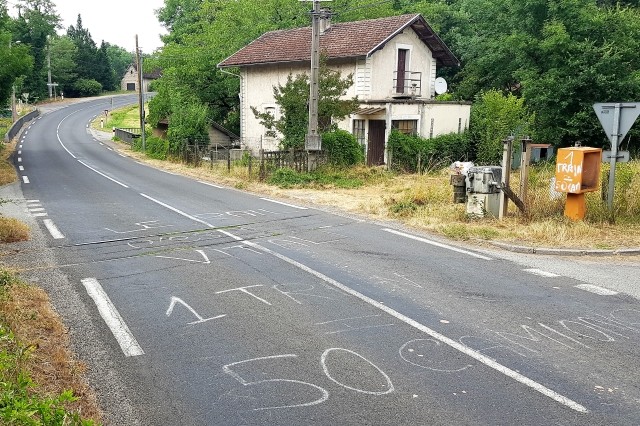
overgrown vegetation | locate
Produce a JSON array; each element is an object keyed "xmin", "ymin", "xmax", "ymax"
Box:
[
  {"xmin": 388, "ymin": 130, "xmax": 471, "ymax": 173},
  {"xmin": 267, "ymin": 166, "xmax": 386, "ymax": 189},
  {"xmin": 321, "ymin": 130, "xmax": 364, "ymax": 166},
  {"xmin": 0, "ymin": 269, "xmax": 100, "ymax": 425}
]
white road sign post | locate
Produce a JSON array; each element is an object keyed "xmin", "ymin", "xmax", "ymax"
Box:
[{"xmin": 593, "ymin": 102, "xmax": 640, "ymax": 210}]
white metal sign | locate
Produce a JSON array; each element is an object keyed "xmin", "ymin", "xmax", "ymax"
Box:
[{"xmin": 593, "ymin": 102, "xmax": 640, "ymax": 145}]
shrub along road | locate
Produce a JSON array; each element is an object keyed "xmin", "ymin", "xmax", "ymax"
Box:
[{"xmin": 2, "ymin": 96, "xmax": 640, "ymax": 425}]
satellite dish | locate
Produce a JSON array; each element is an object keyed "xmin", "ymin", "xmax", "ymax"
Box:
[{"xmin": 434, "ymin": 77, "xmax": 448, "ymax": 95}]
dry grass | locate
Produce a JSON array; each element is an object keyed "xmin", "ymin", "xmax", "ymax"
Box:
[
  {"xmin": 0, "ymin": 275, "xmax": 102, "ymax": 423},
  {"xmin": 0, "ymin": 217, "xmax": 29, "ymax": 242},
  {"xmin": 0, "ymin": 139, "xmax": 18, "ymax": 186},
  {"xmin": 110, "ymin": 139, "xmax": 640, "ymax": 249}
]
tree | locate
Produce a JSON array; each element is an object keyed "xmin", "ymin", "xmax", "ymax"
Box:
[
  {"xmin": 67, "ymin": 14, "xmax": 97, "ymax": 82},
  {"xmin": 94, "ymin": 41, "xmax": 114, "ymax": 91},
  {"xmin": 251, "ymin": 61, "xmax": 359, "ymax": 149},
  {"xmin": 105, "ymin": 43, "xmax": 134, "ymax": 88},
  {"xmin": 11, "ymin": 0, "xmax": 60, "ymax": 101},
  {"xmin": 48, "ymin": 35, "xmax": 76, "ymax": 95}
]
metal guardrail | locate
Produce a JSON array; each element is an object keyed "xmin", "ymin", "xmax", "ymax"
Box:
[{"xmin": 114, "ymin": 128, "xmax": 141, "ymax": 144}]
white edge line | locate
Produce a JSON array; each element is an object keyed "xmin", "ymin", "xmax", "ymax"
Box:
[
  {"xmin": 219, "ymin": 230, "xmax": 587, "ymax": 414},
  {"xmin": 56, "ymin": 109, "xmax": 81, "ymax": 159},
  {"xmin": 22, "ymin": 176, "xmax": 29, "ymax": 184},
  {"xmin": 81, "ymin": 278, "xmax": 144, "ymax": 357},
  {"xmin": 17, "ymin": 157, "xmax": 22, "ymax": 162},
  {"xmin": 574, "ymin": 284, "xmax": 618, "ymax": 296},
  {"xmin": 524, "ymin": 269, "xmax": 560, "ymax": 278},
  {"xmin": 78, "ymin": 160, "xmax": 129, "ymax": 188},
  {"xmin": 140, "ymin": 193, "xmax": 214, "ymax": 228},
  {"xmin": 383, "ymin": 228, "xmax": 492, "ymax": 260},
  {"xmin": 43, "ymin": 219, "xmax": 65, "ymax": 239},
  {"xmin": 198, "ymin": 180, "xmax": 224, "ymax": 189},
  {"xmin": 260, "ymin": 197, "xmax": 308, "ymax": 210},
  {"xmin": 18, "ymin": 166, "xmax": 24, "ymax": 171}
]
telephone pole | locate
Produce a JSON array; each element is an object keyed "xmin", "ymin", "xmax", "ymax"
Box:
[
  {"xmin": 47, "ymin": 35, "xmax": 52, "ymax": 99},
  {"xmin": 136, "ymin": 35, "xmax": 146, "ymax": 152}
]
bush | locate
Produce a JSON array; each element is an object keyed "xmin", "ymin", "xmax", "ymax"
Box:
[
  {"xmin": 321, "ymin": 130, "xmax": 364, "ymax": 166},
  {"xmin": 388, "ymin": 130, "xmax": 471, "ymax": 173},
  {"xmin": 133, "ymin": 136, "xmax": 169, "ymax": 160},
  {"xmin": 73, "ymin": 79, "xmax": 102, "ymax": 97},
  {"xmin": 167, "ymin": 101, "xmax": 210, "ymax": 154}
]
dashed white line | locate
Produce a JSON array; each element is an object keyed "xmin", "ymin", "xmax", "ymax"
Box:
[
  {"xmin": 198, "ymin": 181, "xmax": 224, "ymax": 189},
  {"xmin": 22, "ymin": 176, "xmax": 29, "ymax": 184},
  {"xmin": 99, "ymin": 142, "xmax": 104, "ymax": 146},
  {"xmin": 77, "ymin": 160, "xmax": 129, "ymax": 188},
  {"xmin": 17, "ymin": 157, "xmax": 22, "ymax": 163},
  {"xmin": 523, "ymin": 269, "xmax": 560, "ymax": 278},
  {"xmin": 382, "ymin": 228, "xmax": 493, "ymax": 260},
  {"xmin": 107, "ymin": 147, "xmax": 113, "ymax": 151},
  {"xmin": 81, "ymin": 278, "xmax": 144, "ymax": 357},
  {"xmin": 26, "ymin": 199, "xmax": 39, "ymax": 203},
  {"xmin": 24, "ymin": 130, "xmax": 28, "ymax": 135},
  {"xmin": 43, "ymin": 219, "xmax": 65, "ymax": 239},
  {"xmin": 29, "ymin": 208, "xmax": 45, "ymax": 212},
  {"xmin": 32, "ymin": 212, "xmax": 47, "ymax": 217},
  {"xmin": 575, "ymin": 284, "xmax": 618, "ymax": 296},
  {"xmin": 260, "ymin": 198, "xmax": 308, "ymax": 210},
  {"xmin": 18, "ymin": 166, "xmax": 24, "ymax": 171},
  {"xmin": 18, "ymin": 150, "xmax": 21, "ymax": 155},
  {"xmin": 19, "ymin": 145, "xmax": 22, "ymax": 148}
]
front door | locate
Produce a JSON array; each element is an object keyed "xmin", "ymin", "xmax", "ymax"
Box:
[{"xmin": 367, "ymin": 120, "xmax": 386, "ymax": 166}]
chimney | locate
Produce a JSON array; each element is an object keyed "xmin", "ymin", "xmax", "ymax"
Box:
[{"xmin": 319, "ymin": 8, "xmax": 332, "ymax": 35}]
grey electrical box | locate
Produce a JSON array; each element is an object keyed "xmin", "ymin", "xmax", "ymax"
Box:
[{"xmin": 466, "ymin": 166, "xmax": 502, "ymax": 194}]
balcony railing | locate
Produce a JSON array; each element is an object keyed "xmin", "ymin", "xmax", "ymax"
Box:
[{"xmin": 392, "ymin": 71, "xmax": 422, "ymax": 97}]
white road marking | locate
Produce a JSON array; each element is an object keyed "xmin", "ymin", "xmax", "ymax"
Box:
[
  {"xmin": 24, "ymin": 130, "xmax": 28, "ymax": 135},
  {"xmin": 22, "ymin": 176, "xmax": 29, "ymax": 184},
  {"xmin": 32, "ymin": 213, "xmax": 47, "ymax": 217},
  {"xmin": 43, "ymin": 219, "xmax": 65, "ymax": 239},
  {"xmin": 18, "ymin": 166, "xmax": 24, "ymax": 171},
  {"xmin": 19, "ymin": 145, "xmax": 22, "ymax": 148},
  {"xmin": 198, "ymin": 181, "xmax": 224, "ymax": 189},
  {"xmin": 260, "ymin": 198, "xmax": 308, "ymax": 210},
  {"xmin": 18, "ymin": 150, "xmax": 21, "ymax": 155},
  {"xmin": 218, "ymin": 228, "xmax": 587, "ymax": 414},
  {"xmin": 78, "ymin": 160, "xmax": 129, "ymax": 188},
  {"xmin": 523, "ymin": 269, "xmax": 560, "ymax": 278},
  {"xmin": 17, "ymin": 157, "xmax": 22, "ymax": 163},
  {"xmin": 26, "ymin": 199, "xmax": 39, "ymax": 203},
  {"xmin": 118, "ymin": 153, "xmax": 126, "ymax": 157},
  {"xmin": 575, "ymin": 284, "xmax": 618, "ymax": 296},
  {"xmin": 99, "ymin": 143, "xmax": 104, "ymax": 146},
  {"xmin": 29, "ymin": 208, "xmax": 45, "ymax": 212},
  {"xmin": 107, "ymin": 147, "xmax": 113, "ymax": 151},
  {"xmin": 140, "ymin": 194, "xmax": 214, "ymax": 228},
  {"xmin": 56, "ymin": 109, "xmax": 82, "ymax": 159},
  {"xmin": 382, "ymin": 228, "xmax": 493, "ymax": 260},
  {"xmin": 81, "ymin": 278, "xmax": 144, "ymax": 357}
]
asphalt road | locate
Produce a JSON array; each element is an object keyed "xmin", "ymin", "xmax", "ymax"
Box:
[{"xmin": 6, "ymin": 96, "xmax": 640, "ymax": 425}]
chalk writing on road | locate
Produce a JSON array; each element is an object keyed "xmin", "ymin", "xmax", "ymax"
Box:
[{"xmin": 166, "ymin": 297, "xmax": 226, "ymax": 325}]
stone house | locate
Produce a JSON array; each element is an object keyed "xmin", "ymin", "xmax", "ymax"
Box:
[
  {"xmin": 218, "ymin": 13, "xmax": 470, "ymax": 165},
  {"xmin": 120, "ymin": 64, "xmax": 162, "ymax": 92}
]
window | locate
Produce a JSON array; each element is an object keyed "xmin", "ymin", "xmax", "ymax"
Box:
[
  {"xmin": 353, "ymin": 120, "xmax": 366, "ymax": 145},
  {"xmin": 392, "ymin": 120, "xmax": 418, "ymax": 136}
]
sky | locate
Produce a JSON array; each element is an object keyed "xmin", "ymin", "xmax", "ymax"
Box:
[{"xmin": 12, "ymin": 0, "xmax": 167, "ymax": 53}]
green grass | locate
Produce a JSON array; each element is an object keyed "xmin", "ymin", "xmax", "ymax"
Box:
[
  {"xmin": 0, "ymin": 118, "xmax": 11, "ymax": 140},
  {"xmin": 266, "ymin": 166, "xmax": 389, "ymax": 189}
]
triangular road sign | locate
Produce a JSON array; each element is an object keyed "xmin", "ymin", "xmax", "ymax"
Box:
[{"xmin": 593, "ymin": 103, "xmax": 640, "ymax": 146}]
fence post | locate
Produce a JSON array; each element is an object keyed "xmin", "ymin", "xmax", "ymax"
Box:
[
  {"xmin": 417, "ymin": 151, "xmax": 422, "ymax": 175},
  {"xmin": 248, "ymin": 154, "xmax": 252, "ymax": 177},
  {"xmin": 259, "ymin": 149, "xmax": 265, "ymax": 181},
  {"xmin": 227, "ymin": 150, "xmax": 231, "ymax": 173}
]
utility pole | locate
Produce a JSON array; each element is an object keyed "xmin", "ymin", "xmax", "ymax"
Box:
[
  {"xmin": 136, "ymin": 35, "xmax": 146, "ymax": 152},
  {"xmin": 305, "ymin": 0, "xmax": 321, "ymax": 152},
  {"xmin": 47, "ymin": 35, "xmax": 52, "ymax": 99}
]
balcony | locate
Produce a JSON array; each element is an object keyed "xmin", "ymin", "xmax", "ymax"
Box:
[{"xmin": 392, "ymin": 71, "xmax": 422, "ymax": 98}]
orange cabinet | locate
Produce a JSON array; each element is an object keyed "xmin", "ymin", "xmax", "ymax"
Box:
[{"xmin": 554, "ymin": 147, "xmax": 602, "ymax": 194}]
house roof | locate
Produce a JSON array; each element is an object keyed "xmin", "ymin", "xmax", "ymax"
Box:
[
  {"xmin": 127, "ymin": 63, "xmax": 162, "ymax": 80},
  {"xmin": 218, "ymin": 14, "xmax": 459, "ymax": 68}
]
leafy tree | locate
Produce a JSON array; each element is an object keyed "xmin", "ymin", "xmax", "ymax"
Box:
[
  {"xmin": 105, "ymin": 43, "xmax": 134, "ymax": 87},
  {"xmin": 73, "ymin": 78, "xmax": 101, "ymax": 96},
  {"xmin": 470, "ymin": 90, "xmax": 533, "ymax": 164},
  {"xmin": 322, "ymin": 129, "xmax": 364, "ymax": 166},
  {"xmin": 251, "ymin": 59, "xmax": 359, "ymax": 149},
  {"xmin": 48, "ymin": 35, "xmax": 76, "ymax": 95},
  {"xmin": 11, "ymin": 0, "xmax": 60, "ymax": 101},
  {"xmin": 0, "ymin": 2, "xmax": 33, "ymax": 107}
]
